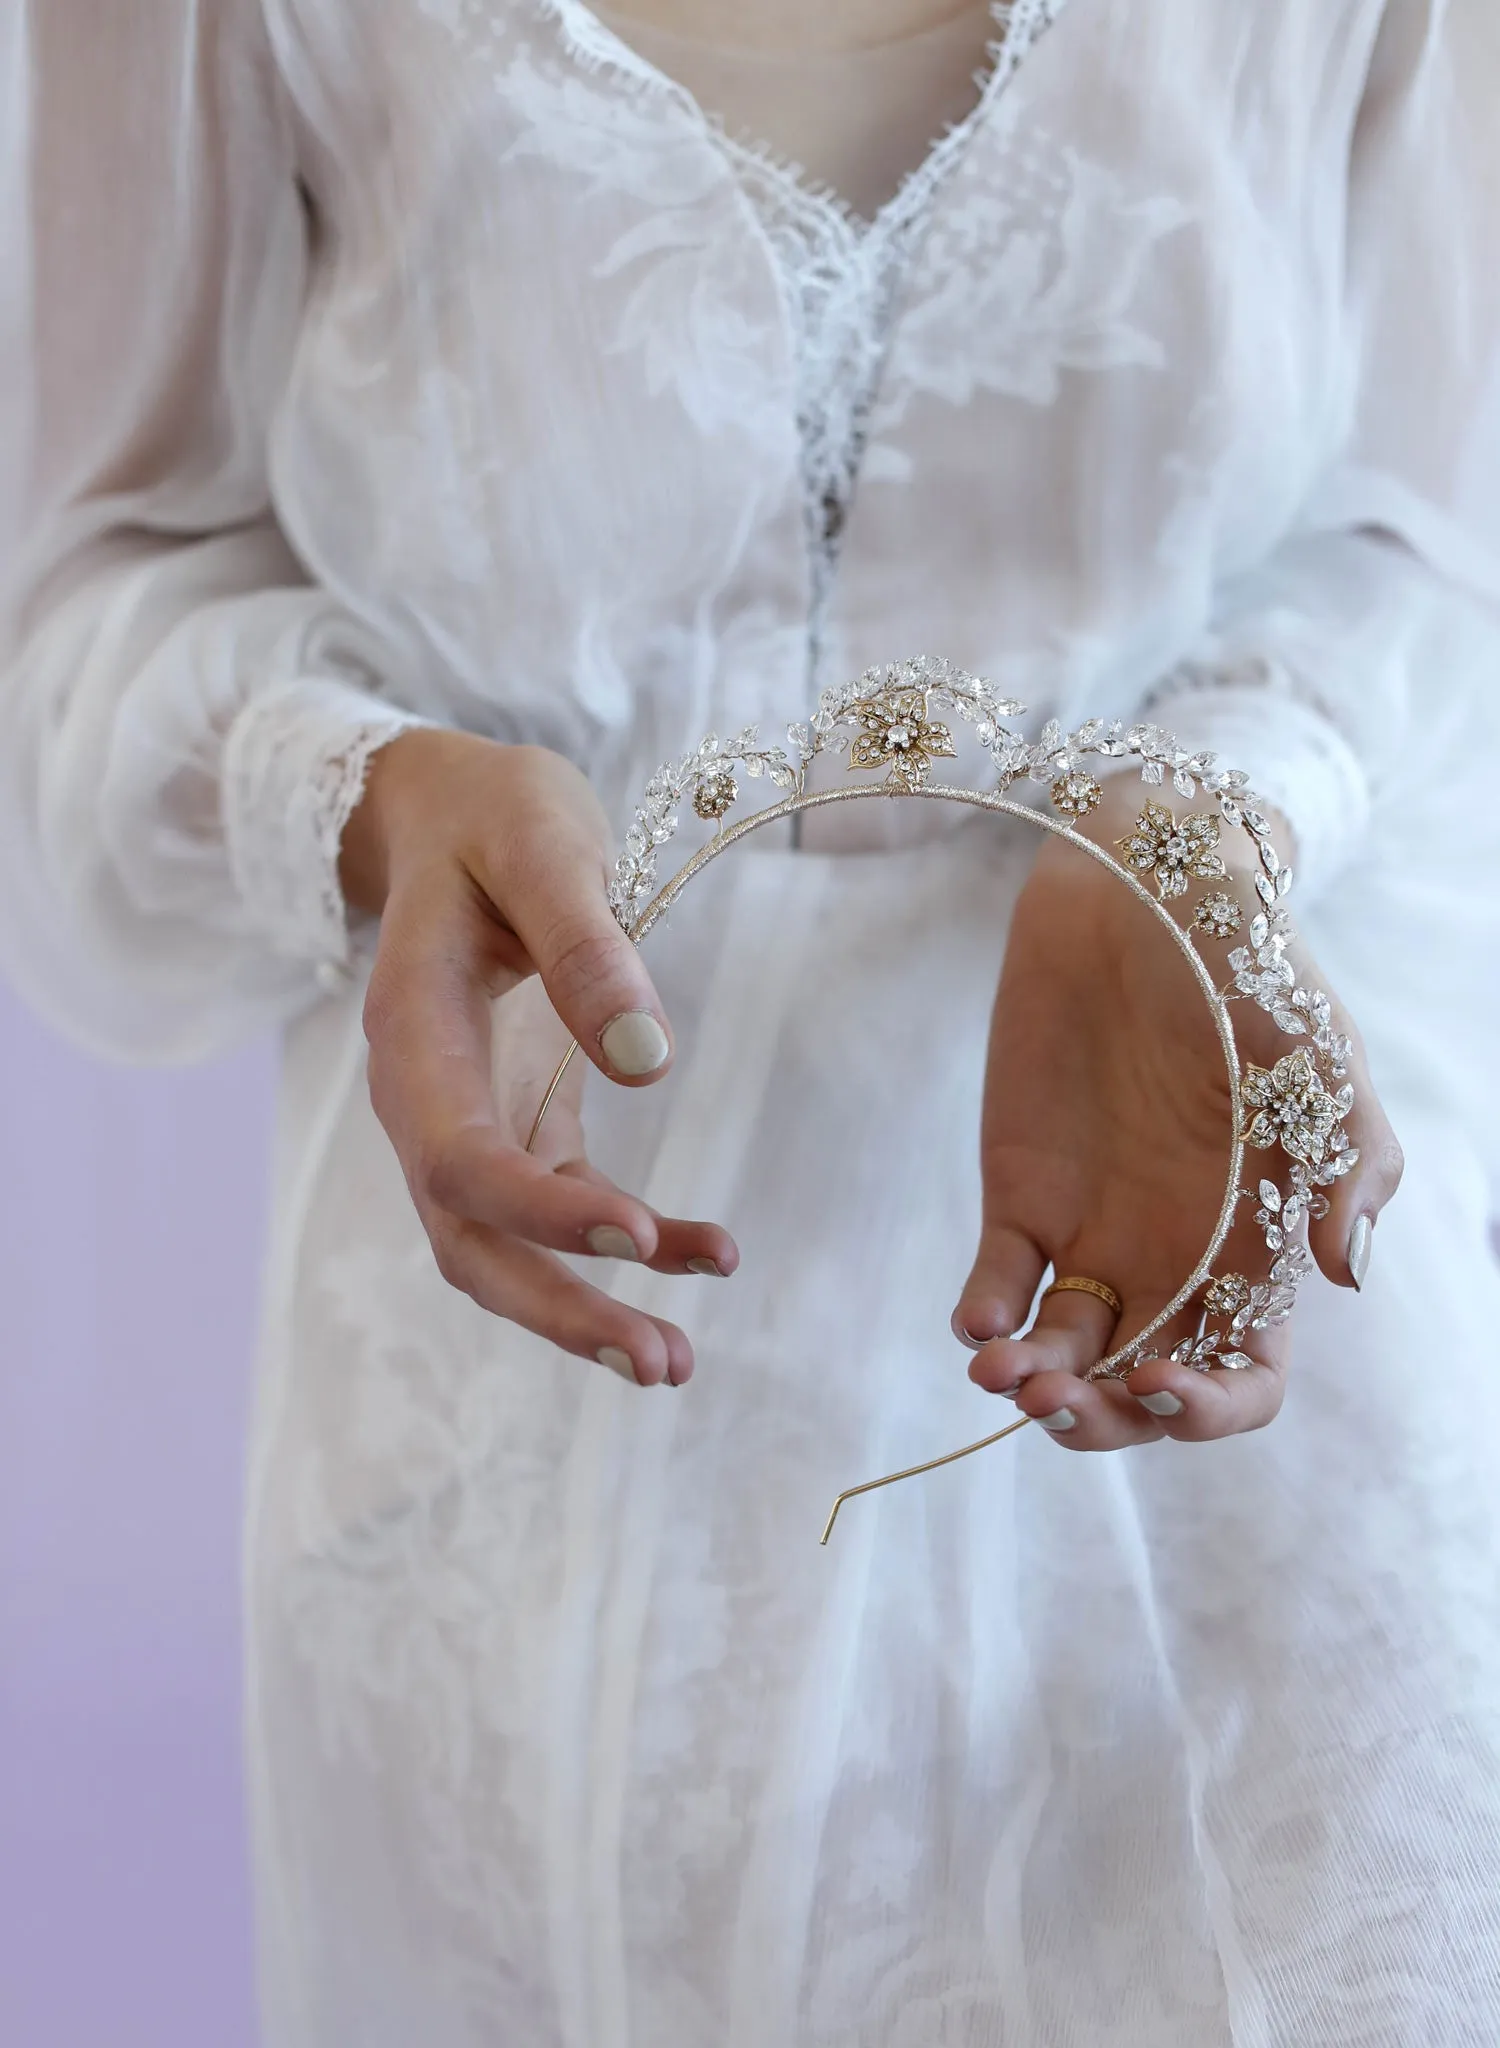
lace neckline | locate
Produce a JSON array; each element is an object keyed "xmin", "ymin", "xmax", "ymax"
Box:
[
  {"xmin": 543, "ymin": 0, "xmax": 1069, "ymax": 668},
  {"xmin": 554, "ymin": 1, "xmax": 1052, "ymax": 241}
]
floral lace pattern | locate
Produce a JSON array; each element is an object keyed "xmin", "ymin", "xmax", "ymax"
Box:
[{"xmin": 223, "ymin": 678, "xmax": 422, "ymax": 974}]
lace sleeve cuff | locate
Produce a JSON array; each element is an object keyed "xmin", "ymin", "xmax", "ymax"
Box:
[
  {"xmin": 1135, "ymin": 659, "xmax": 1372, "ymax": 902},
  {"xmin": 223, "ymin": 677, "xmax": 426, "ymax": 987}
]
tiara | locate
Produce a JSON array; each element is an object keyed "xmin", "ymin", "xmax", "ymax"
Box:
[{"xmin": 526, "ymin": 656, "xmax": 1358, "ymax": 1542}]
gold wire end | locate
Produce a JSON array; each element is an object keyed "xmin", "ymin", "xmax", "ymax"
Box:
[{"xmin": 818, "ymin": 1411, "xmax": 1036, "ymax": 1546}]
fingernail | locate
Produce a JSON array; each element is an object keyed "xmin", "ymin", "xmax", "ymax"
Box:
[
  {"xmin": 1038, "ymin": 1407, "xmax": 1077, "ymax": 1433},
  {"xmin": 600, "ymin": 1011, "xmax": 669, "ymax": 1077},
  {"xmin": 1137, "ymin": 1390, "xmax": 1185, "ymax": 1417},
  {"xmin": 597, "ymin": 1344, "xmax": 655, "ymax": 1387},
  {"xmin": 586, "ymin": 1225, "xmax": 641, "ymax": 1262},
  {"xmin": 1348, "ymin": 1212, "xmax": 1374, "ymax": 1293},
  {"xmin": 686, "ymin": 1256, "xmax": 723, "ymax": 1277}
]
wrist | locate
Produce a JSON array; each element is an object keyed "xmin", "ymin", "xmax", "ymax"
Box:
[
  {"xmin": 1074, "ymin": 774, "xmax": 1293, "ymax": 875},
  {"xmin": 339, "ymin": 726, "xmax": 461, "ymax": 917},
  {"xmin": 1030, "ymin": 774, "xmax": 1294, "ymax": 943}
]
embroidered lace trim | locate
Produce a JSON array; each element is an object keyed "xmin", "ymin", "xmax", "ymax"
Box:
[
  {"xmin": 224, "ymin": 678, "xmax": 425, "ymax": 979},
  {"xmin": 549, "ymin": 0, "xmax": 1069, "ymax": 669},
  {"xmin": 717, "ymin": 1, "xmax": 1068, "ymax": 656}
]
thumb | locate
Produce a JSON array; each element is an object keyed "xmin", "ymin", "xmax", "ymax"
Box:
[
  {"xmin": 952, "ymin": 1219, "xmax": 1048, "ymax": 1355},
  {"xmin": 1307, "ymin": 1039, "xmax": 1404, "ymax": 1292},
  {"xmin": 497, "ymin": 832, "xmax": 674, "ymax": 1087}
]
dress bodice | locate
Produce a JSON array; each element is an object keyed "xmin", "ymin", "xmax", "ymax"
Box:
[{"xmin": 1, "ymin": 0, "xmax": 1498, "ymax": 1046}]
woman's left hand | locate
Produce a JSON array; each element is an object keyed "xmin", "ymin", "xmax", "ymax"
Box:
[{"xmin": 954, "ymin": 779, "xmax": 1404, "ymax": 1449}]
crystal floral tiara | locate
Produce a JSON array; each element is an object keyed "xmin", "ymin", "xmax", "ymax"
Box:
[{"xmin": 526, "ymin": 656, "xmax": 1358, "ymax": 1542}]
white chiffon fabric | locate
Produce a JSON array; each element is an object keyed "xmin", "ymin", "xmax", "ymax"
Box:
[{"xmin": 4, "ymin": 3, "xmax": 1500, "ymax": 2042}]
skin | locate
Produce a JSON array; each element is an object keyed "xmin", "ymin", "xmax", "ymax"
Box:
[
  {"xmin": 343, "ymin": 732, "xmax": 1403, "ymax": 1434},
  {"xmin": 600, "ymin": 0, "xmax": 987, "ymax": 56}
]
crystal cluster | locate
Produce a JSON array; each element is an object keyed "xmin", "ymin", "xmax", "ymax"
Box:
[
  {"xmin": 1192, "ymin": 890, "xmax": 1244, "ymax": 939},
  {"xmin": 1117, "ymin": 802, "xmax": 1227, "ymax": 900},
  {"xmin": 848, "ymin": 686, "xmax": 957, "ymax": 791},
  {"xmin": 692, "ymin": 769, "xmax": 738, "ymax": 822},
  {"xmin": 1049, "ymin": 769, "xmax": 1104, "ymax": 819},
  {"xmin": 1240, "ymin": 1048, "xmax": 1353, "ymax": 1169}
]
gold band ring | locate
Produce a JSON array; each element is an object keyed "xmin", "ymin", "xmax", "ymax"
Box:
[{"xmin": 1042, "ymin": 1275, "xmax": 1124, "ymax": 1317}]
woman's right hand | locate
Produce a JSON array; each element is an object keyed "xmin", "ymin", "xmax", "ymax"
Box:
[{"xmin": 339, "ymin": 728, "xmax": 738, "ymax": 1387}]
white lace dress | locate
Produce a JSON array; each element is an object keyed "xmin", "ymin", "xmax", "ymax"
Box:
[{"xmin": 4, "ymin": 4, "xmax": 1500, "ymax": 2043}]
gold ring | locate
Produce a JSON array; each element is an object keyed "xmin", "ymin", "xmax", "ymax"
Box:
[{"xmin": 1042, "ymin": 1275, "xmax": 1124, "ymax": 1317}]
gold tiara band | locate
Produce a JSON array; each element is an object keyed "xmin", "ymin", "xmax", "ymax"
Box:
[
  {"xmin": 1042, "ymin": 1276, "xmax": 1125, "ymax": 1317},
  {"xmin": 525, "ymin": 657, "xmax": 1359, "ymax": 1542}
]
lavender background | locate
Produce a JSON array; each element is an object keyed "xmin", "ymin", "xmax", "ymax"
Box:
[{"xmin": 0, "ymin": 978, "xmax": 270, "ymax": 2048}]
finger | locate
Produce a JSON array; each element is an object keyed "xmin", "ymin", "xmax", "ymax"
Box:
[
  {"xmin": 435, "ymin": 1225, "xmax": 693, "ymax": 1386},
  {"xmin": 1012, "ymin": 1368, "xmax": 1166, "ymax": 1451},
  {"xmin": 1015, "ymin": 1315, "xmax": 1291, "ymax": 1452},
  {"xmin": 1107, "ymin": 1291, "xmax": 1203, "ymax": 1402},
  {"xmin": 646, "ymin": 1214, "xmax": 741, "ymax": 1279},
  {"xmin": 1307, "ymin": 1044, "xmax": 1404, "ymax": 1293},
  {"xmin": 953, "ymin": 1222, "xmax": 1047, "ymax": 1352},
  {"xmin": 557, "ymin": 1162, "xmax": 740, "ymax": 1278},
  {"xmin": 366, "ymin": 901, "xmax": 663, "ymax": 1258},
  {"xmin": 647, "ymin": 1314, "xmax": 696, "ymax": 1387},
  {"xmin": 365, "ymin": 897, "xmax": 514, "ymax": 1196},
  {"xmin": 968, "ymin": 1277, "xmax": 1119, "ymax": 1396},
  {"xmin": 1124, "ymin": 1319, "xmax": 1291, "ymax": 1442},
  {"xmin": 489, "ymin": 816, "xmax": 674, "ymax": 1087},
  {"xmin": 428, "ymin": 1128, "xmax": 662, "ymax": 1259}
]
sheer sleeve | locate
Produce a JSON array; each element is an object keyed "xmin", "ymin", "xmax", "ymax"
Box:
[
  {"xmin": 0, "ymin": 0, "xmax": 423, "ymax": 1062},
  {"xmin": 1140, "ymin": 0, "xmax": 1500, "ymax": 900}
]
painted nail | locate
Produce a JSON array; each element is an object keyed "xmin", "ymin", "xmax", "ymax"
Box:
[
  {"xmin": 597, "ymin": 1344, "xmax": 648, "ymax": 1385},
  {"xmin": 1348, "ymin": 1212, "xmax": 1374, "ymax": 1293},
  {"xmin": 586, "ymin": 1225, "xmax": 641, "ymax": 1262},
  {"xmin": 1137, "ymin": 1390, "xmax": 1185, "ymax": 1417},
  {"xmin": 599, "ymin": 1011, "xmax": 670, "ymax": 1077},
  {"xmin": 1038, "ymin": 1408, "xmax": 1077, "ymax": 1433},
  {"xmin": 686, "ymin": 1256, "xmax": 723, "ymax": 1277}
]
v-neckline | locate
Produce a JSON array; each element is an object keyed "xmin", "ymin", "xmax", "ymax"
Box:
[
  {"xmin": 539, "ymin": 0, "xmax": 1071, "ymax": 697},
  {"xmin": 544, "ymin": 1, "xmax": 1064, "ymax": 250}
]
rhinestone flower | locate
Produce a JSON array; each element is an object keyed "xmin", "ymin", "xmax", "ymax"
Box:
[
  {"xmin": 692, "ymin": 769, "xmax": 738, "ymax": 822},
  {"xmin": 1117, "ymin": 802, "xmax": 1227, "ymax": 900},
  {"xmin": 1240, "ymin": 1048, "xmax": 1351, "ymax": 1168},
  {"xmin": 848, "ymin": 687, "xmax": 957, "ymax": 792},
  {"xmin": 1050, "ymin": 769, "xmax": 1104, "ymax": 819},
  {"xmin": 1193, "ymin": 890, "xmax": 1244, "ymax": 939},
  {"xmin": 1203, "ymin": 1273, "xmax": 1252, "ymax": 1320}
]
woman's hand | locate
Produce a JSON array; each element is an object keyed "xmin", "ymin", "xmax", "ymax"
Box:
[
  {"xmin": 954, "ymin": 779, "xmax": 1403, "ymax": 1448},
  {"xmin": 341, "ymin": 729, "xmax": 737, "ymax": 1388}
]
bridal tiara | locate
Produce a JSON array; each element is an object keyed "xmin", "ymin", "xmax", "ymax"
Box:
[{"xmin": 526, "ymin": 655, "xmax": 1358, "ymax": 1542}]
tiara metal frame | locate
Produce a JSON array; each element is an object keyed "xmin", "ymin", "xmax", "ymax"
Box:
[{"xmin": 525, "ymin": 657, "xmax": 1359, "ymax": 1542}]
